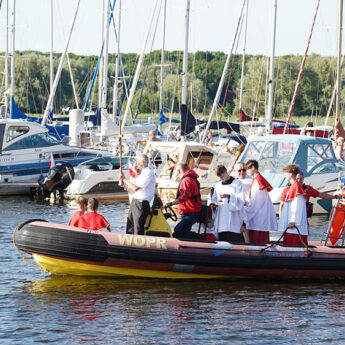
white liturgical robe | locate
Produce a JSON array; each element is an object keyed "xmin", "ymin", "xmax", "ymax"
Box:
[
  {"xmin": 278, "ymin": 195, "xmax": 308, "ymax": 235},
  {"xmin": 211, "ymin": 178, "xmax": 244, "ymax": 234},
  {"xmin": 245, "ymin": 179, "xmax": 278, "ymax": 232}
]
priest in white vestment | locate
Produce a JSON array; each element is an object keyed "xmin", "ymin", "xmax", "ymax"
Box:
[
  {"xmin": 210, "ymin": 165, "xmax": 245, "ymax": 243},
  {"xmin": 244, "ymin": 160, "xmax": 278, "ymax": 244}
]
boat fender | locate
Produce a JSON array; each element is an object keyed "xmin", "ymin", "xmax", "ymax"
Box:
[{"xmin": 329, "ymin": 203, "xmax": 345, "ymax": 245}]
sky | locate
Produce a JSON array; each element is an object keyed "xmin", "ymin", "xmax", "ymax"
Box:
[{"xmin": 0, "ymin": 0, "xmax": 342, "ymax": 57}]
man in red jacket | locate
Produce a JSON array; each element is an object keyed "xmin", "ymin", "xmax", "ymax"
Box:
[{"xmin": 164, "ymin": 162, "xmax": 202, "ymax": 235}]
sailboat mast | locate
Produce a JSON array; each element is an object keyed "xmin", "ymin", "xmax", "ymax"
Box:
[
  {"xmin": 201, "ymin": 0, "xmax": 246, "ymax": 143},
  {"xmin": 159, "ymin": 0, "xmax": 167, "ymax": 113},
  {"xmin": 101, "ymin": 0, "xmax": 110, "ymax": 109},
  {"xmin": 4, "ymin": 0, "xmax": 9, "ymax": 115},
  {"xmin": 112, "ymin": 0, "xmax": 121, "ymax": 122},
  {"xmin": 336, "ymin": 0, "xmax": 343, "ymax": 119},
  {"xmin": 42, "ymin": 0, "xmax": 80, "ymax": 125},
  {"xmin": 98, "ymin": 0, "xmax": 105, "ymax": 108},
  {"xmin": 266, "ymin": 0, "xmax": 277, "ymax": 134},
  {"xmin": 239, "ymin": 0, "xmax": 248, "ymax": 110},
  {"xmin": 50, "ymin": 0, "xmax": 54, "ymax": 102},
  {"xmin": 9, "ymin": 0, "xmax": 15, "ymax": 116},
  {"xmin": 121, "ymin": 0, "xmax": 160, "ymax": 130},
  {"xmin": 181, "ymin": 0, "xmax": 190, "ymax": 106}
]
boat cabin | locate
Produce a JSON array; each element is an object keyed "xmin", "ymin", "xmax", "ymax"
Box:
[
  {"xmin": 240, "ymin": 135, "xmax": 345, "ymax": 188},
  {"xmin": 0, "ymin": 120, "xmax": 59, "ymax": 154},
  {"xmin": 144, "ymin": 141, "xmax": 236, "ymax": 202},
  {"xmin": 240, "ymin": 135, "xmax": 345, "ymax": 214}
]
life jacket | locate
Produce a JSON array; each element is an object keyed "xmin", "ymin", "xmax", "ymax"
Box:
[{"xmin": 176, "ymin": 174, "xmax": 201, "ymax": 203}]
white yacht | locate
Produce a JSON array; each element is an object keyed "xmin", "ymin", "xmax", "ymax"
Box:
[{"xmin": 0, "ymin": 119, "xmax": 118, "ymax": 195}]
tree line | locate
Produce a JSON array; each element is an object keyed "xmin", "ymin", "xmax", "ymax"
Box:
[{"xmin": 0, "ymin": 50, "xmax": 340, "ymax": 121}]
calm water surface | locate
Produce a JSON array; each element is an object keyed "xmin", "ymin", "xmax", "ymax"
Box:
[{"xmin": 1, "ymin": 196, "xmax": 345, "ymax": 344}]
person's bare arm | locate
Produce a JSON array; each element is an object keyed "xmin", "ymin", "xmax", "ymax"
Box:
[{"xmin": 318, "ymin": 192, "xmax": 341, "ymax": 200}]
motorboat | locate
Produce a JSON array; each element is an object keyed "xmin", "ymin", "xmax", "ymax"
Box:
[
  {"xmin": 0, "ymin": 119, "xmax": 119, "ymax": 195},
  {"xmin": 13, "ymin": 216, "xmax": 345, "ymax": 280},
  {"xmin": 65, "ymin": 156, "xmax": 133, "ymax": 200},
  {"xmin": 239, "ymin": 135, "xmax": 345, "ymax": 214},
  {"xmin": 144, "ymin": 141, "xmax": 241, "ymax": 204}
]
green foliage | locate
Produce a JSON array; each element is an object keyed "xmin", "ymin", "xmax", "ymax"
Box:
[{"xmin": 0, "ymin": 50, "xmax": 339, "ymax": 121}]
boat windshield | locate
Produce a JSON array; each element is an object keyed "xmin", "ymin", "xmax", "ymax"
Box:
[
  {"xmin": 242, "ymin": 140, "xmax": 297, "ymax": 173},
  {"xmin": 307, "ymin": 143, "xmax": 334, "ymax": 173},
  {"xmin": 5, "ymin": 132, "xmax": 59, "ymax": 150}
]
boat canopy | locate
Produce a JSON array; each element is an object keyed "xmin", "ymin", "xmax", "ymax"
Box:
[{"xmin": 240, "ymin": 135, "xmax": 345, "ymax": 188}]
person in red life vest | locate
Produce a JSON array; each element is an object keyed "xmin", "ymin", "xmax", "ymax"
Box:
[
  {"xmin": 68, "ymin": 196, "xmax": 88, "ymax": 227},
  {"xmin": 164, "ymin": 162, "xmax": 202, "ymax": 237},
  {"xmin": 244, "ymin": 160, "xmax": 277, "ymax": 244},
  {"xmin": 278, "ymin": 164, "xmax": 308, "ymax": 246},
  {"xmin": 77, "ymin": 198, "xmax": 110, "ymax": 231},
  {"xmin": 296, "ymin": 171, "xmax": 341, "ymax": 205}
]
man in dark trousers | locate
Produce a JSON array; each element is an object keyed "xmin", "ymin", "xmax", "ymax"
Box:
[
  {"xmin": 119, "ymin": 153, "xmax": 156, "ymax": 235},
  {"xmin": 164, "ymin": 162, "xmax": 202, "ymax": 236}
]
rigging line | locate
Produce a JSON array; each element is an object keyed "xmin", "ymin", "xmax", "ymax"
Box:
[
  {"xmin": 219, "ymin": 4, "xmax": 245, "ymax": 122},
  {"xmin": 108, "ymin": 2, "xmax": 135, "ymax": 124},
  {"xmin": 251, "ymin": 55, "xmax": 267, "ymax": 132},
  {"xmin": 56, "ymin": 1, "xmax": 80, "ymax": 109},
  {"xmin": 283, "ymin": 0, "xmax": 320, "ymax": 134},
  {"xmin": 83, "ymin": 0, "xmax": 117, "ymax": 112},
  {"xmin": 203, "ymin": 51, "xmax": 208, "ymax": 115},
  {"xmin": 134, "ymin": 0, "xmax": 162, "ymax": 119},
  {"xmin": 167, "ymin": 51, "xmax": 181, "ymax": 140}
]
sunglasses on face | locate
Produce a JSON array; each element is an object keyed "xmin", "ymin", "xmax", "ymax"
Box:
[{"xmin": 237, "ymin": 169, "xmax": 246, "ymax": 172}]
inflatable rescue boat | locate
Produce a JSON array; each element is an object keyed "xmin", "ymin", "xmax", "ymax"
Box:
[{"xmin": 13, "ymin": 219, "xmax": 345, "ymax": 280}]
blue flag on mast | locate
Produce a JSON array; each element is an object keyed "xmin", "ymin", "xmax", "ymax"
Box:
[{"xmin": 158, "ymin": 110, "xmax": 180, "ymax": 126}]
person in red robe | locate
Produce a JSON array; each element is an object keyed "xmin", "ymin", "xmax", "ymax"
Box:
[
  {"xmin": 68, "ymin": 196, "xmax": 88, "ymax": 227},
  {"xmin": 77, "ymin": 198, "xmax": 110, "ymax": 231}
]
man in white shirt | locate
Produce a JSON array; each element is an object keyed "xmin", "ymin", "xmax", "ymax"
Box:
[
  {"xmin": 210, "ymin": 165, "xmax": 245, "ymax": 243},
  {"xmin": 119, "ymin": 153, "xmax": 156, "ymax": 235}
]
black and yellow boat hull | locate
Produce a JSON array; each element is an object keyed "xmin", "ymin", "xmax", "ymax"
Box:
[{"xmin": 13, "ymin": 220, "xmax": 345, "ymax": 279}]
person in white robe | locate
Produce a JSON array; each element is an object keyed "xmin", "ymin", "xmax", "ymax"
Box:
[
  {"xmin": 210, "ymin": 165, "xmax": 245, "ymax": 243},
  {"xmin": 244, "ymin": 160, "xmax": 278, "ymax": 244},
  {"xmin": 278, "ymin": 164, "xmax": 308, "ymax": 246}
]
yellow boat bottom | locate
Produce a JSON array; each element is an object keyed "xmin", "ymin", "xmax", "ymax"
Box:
[{"xmin": 33, "ymin": 254, "xmax": 233, "ymax": 279}]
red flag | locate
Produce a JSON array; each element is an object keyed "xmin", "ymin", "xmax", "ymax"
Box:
[
  {"xmin": 239, "ymin": 108, "xmax": 257, "ymax": 122},
  {"xmin": 129, "ymin": 161, "xmax": 138, "ymax": 178}
]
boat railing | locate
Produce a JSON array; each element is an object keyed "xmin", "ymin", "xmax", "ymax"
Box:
[{"xmin": 75, "ymin": 156, "xmax": 113, "ymax": 168}]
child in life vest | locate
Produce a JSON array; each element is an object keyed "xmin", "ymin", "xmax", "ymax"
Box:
[
  {"xmin": 68, "ymin": 196, "xmax": 88, "ymax": 227},
  {"xmin": 77, "ymin": 198, "xmax": 111, "ymax": 231}
]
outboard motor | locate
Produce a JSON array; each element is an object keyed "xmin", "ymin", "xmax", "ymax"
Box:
[{"xmin": 35, "ymin": 162, "xmax": 75, "ymax": 200}]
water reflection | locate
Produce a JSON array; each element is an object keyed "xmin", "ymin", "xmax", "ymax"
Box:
[{"xmin": 19, "ymin": 276, "xmax": 345, "ymax": 344}]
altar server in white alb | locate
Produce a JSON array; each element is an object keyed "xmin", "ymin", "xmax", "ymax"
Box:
[
  {"xmin": 210, "ymin": 165, "xmax": 245, "ymax": 243},
  {"xmin": 244, "ymin": 160, "xmax": 277, "ymax": 244},
  {"xmin": 278, "ymin": 164, "xmax": 308, "ymax": 246}
]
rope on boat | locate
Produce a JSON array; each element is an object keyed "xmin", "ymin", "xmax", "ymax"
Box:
[
  {"xmin": 283, "ymin": 0, "xmax": 320, "ymax": 134},
  {"xmin": 12, "ymin": 219, "xmax": 48, "ymax": 273},
  {"xmin": 261, "ymin": 226, "xmax": 312, "ymax": 257}
]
